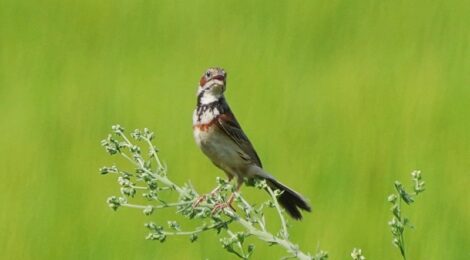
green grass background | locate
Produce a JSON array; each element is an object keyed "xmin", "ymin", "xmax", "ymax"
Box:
[{"xmin": 1, "ymin": 0, "xmax": 469, "ymax": 259}]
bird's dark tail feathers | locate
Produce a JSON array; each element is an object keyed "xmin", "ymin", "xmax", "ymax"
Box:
[{"xmin": 265, "ymin": 178, "xmax": 311, "ymax": 220}]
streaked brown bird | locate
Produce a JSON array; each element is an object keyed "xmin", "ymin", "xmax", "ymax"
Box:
[{"xmin": 192, "ymin": 67, "xmax": 311, "ymax": 220}]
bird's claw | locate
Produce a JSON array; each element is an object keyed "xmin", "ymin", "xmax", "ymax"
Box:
[
  {"xmin": 193, "ymin": 187, "xmax": 223, "ymax": 208},
  {"xmin": 211, "ymin": 201, "xmax": 236, "ymax": 215},
  {"xmin": 192, "ymin": 195, "xmax": 207, "ymax": 208}
]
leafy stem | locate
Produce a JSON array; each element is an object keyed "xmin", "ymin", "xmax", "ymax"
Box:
[
  {"xmin": 101, "ymin": 124, "xmax": 425, "ymax": 260},
  {"xmin": 101, "ymin": 125, "xmax": 321, "ymax": 259},
  {"xmin": 388, "ymin": 170, "xmax": 425, "ymax": 260}
]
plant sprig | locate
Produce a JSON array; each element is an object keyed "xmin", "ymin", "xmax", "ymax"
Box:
[
  {"xmin": 101, "ymin": 125, "xmax": 324, "ymax": 260},
  {"xmin": 100, "ymin": 125, "xmax": 426, "ymax": 260},
  {"xmin": 387, "ymin": 170, "xmax": 425, "ymax": 260},
  {"xmin": 351, "ymin": 248, "xmax": 366, "ymax": 260}
]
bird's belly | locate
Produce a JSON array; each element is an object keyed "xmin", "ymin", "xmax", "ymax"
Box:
[{"xmin": 194, "ymin": 128, "xmax": 246, "ymax": 176}]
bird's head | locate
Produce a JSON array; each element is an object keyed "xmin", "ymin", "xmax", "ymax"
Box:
[{"xmin": 198, "ymin": 67, "xmax": 227, "ymax": 98}]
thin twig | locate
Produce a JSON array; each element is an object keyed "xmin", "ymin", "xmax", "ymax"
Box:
[{"xmin": 267, "ymin": 185, "xmax": 289, "ymax": 239}]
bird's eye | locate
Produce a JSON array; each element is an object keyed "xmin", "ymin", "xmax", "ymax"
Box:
[{"xmin": 205, "ymin": 71, "xmax": 211, "ymax": 78}]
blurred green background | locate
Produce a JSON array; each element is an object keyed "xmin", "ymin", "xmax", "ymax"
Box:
[{"xmin": 1, "ymin": 0, "xmax": 469, "ymax": 259}]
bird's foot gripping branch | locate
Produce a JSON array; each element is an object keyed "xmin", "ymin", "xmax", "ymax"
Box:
[{"xmin": 100, "ymin": 125, "xmax": 327, "ymax": 260}]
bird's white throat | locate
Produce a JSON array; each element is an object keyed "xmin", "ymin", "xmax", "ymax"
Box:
[{"xmin": 198, "ymin": 88, "xmax": 224, "ymax": 105}]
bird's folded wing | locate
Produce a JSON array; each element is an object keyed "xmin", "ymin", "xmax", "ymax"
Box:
[{"xmin": 216, "ymin": 114, "xmax": 263, "ymax": 168}]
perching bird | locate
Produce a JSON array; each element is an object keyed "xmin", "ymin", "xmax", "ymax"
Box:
[{"xmin": 192, "ymin": 67, "xmax": 311, "ymax": 220}]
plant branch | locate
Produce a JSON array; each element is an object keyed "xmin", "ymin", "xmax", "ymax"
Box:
[
  {"xmin": 266, "ymin": 185, "xmax": 289, "ymax": 239},
  {"xmin": 101, "ymin": 125, "xmax": 317, "ymax": 259}
]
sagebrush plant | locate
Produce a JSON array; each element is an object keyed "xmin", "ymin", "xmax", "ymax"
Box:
[
  {"xmin": 387, "ymin": 171, "xmax": 425, "ymax": 260},
  {"xmin": 100, "ymin": 125, "xmax": 425, "ymax": 260},
  {"xmin": 350, "ymin": 248, "xmax": 366, "ymax": 260},
  {"xmin": 100, "ymin": 125, "xmax": 325, "ymax": 260}
]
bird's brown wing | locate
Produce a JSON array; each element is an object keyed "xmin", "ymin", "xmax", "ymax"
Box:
[{"xmin": 216, "ymin": 113, "xmax": 263, "ymax": 168}]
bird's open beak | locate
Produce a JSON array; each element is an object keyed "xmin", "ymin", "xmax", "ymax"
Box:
[{"xmin": 212, "ymin": 75, "xmax": 225, "ymax": 82}]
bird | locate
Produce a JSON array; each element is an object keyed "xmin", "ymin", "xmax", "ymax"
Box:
[{"xmin": 192, "ymin": 67, "xmax": 311, "ymax": 220}]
